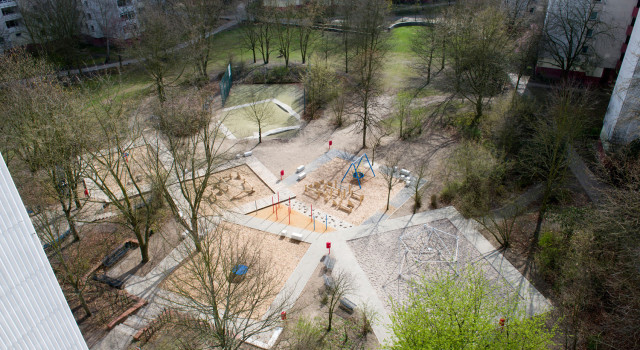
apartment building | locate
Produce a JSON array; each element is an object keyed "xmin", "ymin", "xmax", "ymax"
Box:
[
  {"xmin": 537, "ymin": 0, "xmax": 640, "ymax": 84},
  {"xmin": 0, "ymin": 152, "xmax": 88, "ymax": 349},
  {"xmin": 601, "ymin": 18, "xmax": 640, "ymax": 149},
  {"xmin": 0, "ymin": 0, "xmax": 139, "ymax": 52}
]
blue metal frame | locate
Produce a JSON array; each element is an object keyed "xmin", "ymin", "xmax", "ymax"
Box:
[{"xmin": 340, "ymin": 153, "xmax": 376, "ymax": 189}]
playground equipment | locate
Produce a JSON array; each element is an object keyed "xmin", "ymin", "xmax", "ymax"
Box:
[{"xmin": 340, "ymin": 153, "xmax": 375, "ymax": 189}]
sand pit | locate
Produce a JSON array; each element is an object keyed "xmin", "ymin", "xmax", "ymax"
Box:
[
  {"xmin": 251, "ymin": 204, "xmax": 335, "ymax": 233},
  {"xmin": 290, "ymin": 158, "xmax": 404, "ymax": 225},
  {"xmin": 165, "ymin": 222, "xmax": 309, "ymax": 319},
  {"xmin": 87, "ymin": 145, "xmax": 154, "ymax": 200},
  {"xmin": 348, "ymin": 219, "xmax": 515, "ymax": 312},
  {"xmin": 199, "ymin": 165, "xmax": 274, "ymax": 215}
]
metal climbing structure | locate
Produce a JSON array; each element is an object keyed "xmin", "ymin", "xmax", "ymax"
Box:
[{"xmin": 340, "ymin": 153, "xmax": 375, "ymax": 189}]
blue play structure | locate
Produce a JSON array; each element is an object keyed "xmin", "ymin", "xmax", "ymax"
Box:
[{"xmin": 340, "ymin": 153, "xmax": 376, "ymax": 189}]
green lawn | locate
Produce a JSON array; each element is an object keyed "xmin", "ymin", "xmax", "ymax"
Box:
[
  {"xmin": 222, "ymin": 102, "xmax": 299, "ymax": 138},
  {"xmin": 225, "ymin": 84, "xmax": 304, "ymax": 112}
]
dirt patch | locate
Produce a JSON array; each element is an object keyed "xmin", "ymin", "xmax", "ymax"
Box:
[
  {"xmin": 165, "ymin": 222, "xmax": 309, "ymax": 319},
  {"xmin": 106, "ymin": 213, "xmax": 183, "ymax": 278},
  {"xmin": 276, "ymin": 263, "xmax": 381, "ymax": 349},
  {"xmin": 250, "ymin": 204, "xmax": 335, "ymax": 233},
  {"xmin": 290, "ymin": 158, "xmax": 403, "ymax": 225}
]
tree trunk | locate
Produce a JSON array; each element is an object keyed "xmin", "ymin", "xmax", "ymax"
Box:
[
  {"xmin": 76, "ymin": 287, "xmax": 92, "ymax": 317},
  {"xmin": 139, "ymin": 240, "xmax": 150, "ymax": 263},
  {"xmin": 386, "ymin": 186, "xmax": 392, "ymax": 211},
  {"xmin": 471, "ymin": 98, "xmax": 483, "ymax": 130},
  {"xmin": 63, "ymin": 205, "xmax": 80, "ymax": 241},
  {"xmin": 258, "ymin": 124, "xmax": 262, "ymax": 143}
]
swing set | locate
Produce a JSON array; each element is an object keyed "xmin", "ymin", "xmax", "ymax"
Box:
[{"xmin": 340, "ymin": 153, "xmax": 375, "ymax": 189}]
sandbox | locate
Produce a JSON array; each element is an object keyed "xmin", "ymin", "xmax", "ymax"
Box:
[
  {"xmin": 290, "ymin": 158, "xmax": 404, "ymax": 225},
  {"xmin": 198, "ymin": 165, "xmax": 274, "ymax": 215},
  {"xmin": 251, "ymin": 204, "xmax": 335, "ymax": 233},
  {"xmin": 348, "ymin": 219, "xmax": 515, "ymax": 312},
  {"xmin": 165, "ymin": 222, "xmax": 309, "ymax": 319}
]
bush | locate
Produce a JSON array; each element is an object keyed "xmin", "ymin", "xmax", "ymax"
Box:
[
  {"xmin": 439, "ymin": 182, "xmax": 460, "ymax": 204},
  {"xmin": 430, "ymin": 194, "xmax": 438, "ymax": 209},
  {"xmin": 536, "ymin": 230, "xmax": 565, "ymax": 282},
  {"xmin": 284, "ymin": 317, "xmax": 325, "ymax": 350},
  {"xmin": 303, "ymin": 63, "xmax": 339, "ymax": 119}
]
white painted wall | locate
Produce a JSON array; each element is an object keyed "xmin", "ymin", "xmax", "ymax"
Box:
[
  {"xmin": 601, "ymin": 19, "xmax": 640, "ymax": 148},
  {"xmin": 0, "ymin": 153, "xmax": 88, "ymax": 350}
]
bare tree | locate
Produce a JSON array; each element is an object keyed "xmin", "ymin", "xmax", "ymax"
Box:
[
  {"xmin": 521, "ymin": 83, "xmax": 589, "ymax": 239},
  {"xmin": 412, "ymin": 162, "xmax": 428, "ymax": 213},
  {"xmin": 337, "ymin": 0, "xmax": 356, "ymax": 73},
  {"xmin": 240, "ymin": 20, "xmax": 259, "ymax": 64},
  {"xmin": 35, "ymin": 211, "xmax": 92, "ymax": 317},
  {"xmin": 349, "ymin": 0, "xmax": 390, "ymax": 148},
  {"xmin": 83, "ymin": 100, "xmax": 164, "ymax": 263},
  {"xmin": 0, "ymin": 49, "xmax": 86, "ymax": 241},
  {"xmin": 275, "ymin": 5, "xmax": 295, "ymax": 67},
  {"xmin": 243, "ymin": 93, "xmax": 275, "ymax": 144},
  {"xmin": 176, "ymin": 0, "xmax": 225, "ymax": 83},
  {"xmin": 166, "ymin": 220, "xmax": 293, "ymax": 350},
  {"xmin": 17, "ymin": 0, "xmax": 85, "ymax": 67},
  {"xmin": 381, "ymin": 158, "xmax": 402, "ymax": 212},
  {"xmin": 297, "ymin": 0, "xmax": 322, "ymax": 64},
  {"xmin": 92, "ymin": 0, "xmax": 120, "ymax": 63},
  {"xmin": 412, "ymin": 23, "xmax": 439, "ymax": 85},
  {"xmin": 131, "ymin": 2, "xmax": 184, "ymax": 103},
  {"xmin": 254, "ymin": 3, "xmax": 275, "ymax": 65},
  {"xmin": 148, "ymin": 93, "xmax": 232, "ymax": 252},
  {"xmin": 444, "ymin": 2, "xmax": 513, "ymax": 131},
  {"xmin": 542, "ymin": 0, "xmax": 611, "ymax": 79},
  {"xmin": 324, "ymin": 270, "xmax": 355, "ymax": 332}
]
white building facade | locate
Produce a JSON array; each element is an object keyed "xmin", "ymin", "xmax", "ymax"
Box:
[
  {"xmin": 601, "ymin": 19, "xmax": 640, "ymax": 149},
  {"xmin": 0, "ymin": 152, "xmax": 88, "ymax": 350}
]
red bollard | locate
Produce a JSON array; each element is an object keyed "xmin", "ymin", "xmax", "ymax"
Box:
[
  {"xmin": 326, "ymin": 242, "xmax": 331, "ymax": 255},
  {"xmin": 280, "ymin": 170, "xmax": 284, "ymax": 181},
  {"xmin": 329, "ymin": 140, "xmax": 332, "ymax": 150},
  {"xmin": 281, "ymin": 311, "xmax": 287, "ymax": 320}
]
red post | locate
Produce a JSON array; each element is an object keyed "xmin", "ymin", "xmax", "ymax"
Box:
[
  {"xmin": 499, "ymin": 318, "xmax": 505, "ymax": 331},
  {"xmin": 329, "ymin": 140, "xmax": 332, "ymax": 150},
  {"xmin": 280, "ymin": 170, "xmax": 284, "ymax": 181},
  {"xmin": 326, "ymin": 242, "xmax": 331, "ymax": 255},
  {"xmin": 281, "ymin": 311, "xmax": 287, "ymax": 320}
]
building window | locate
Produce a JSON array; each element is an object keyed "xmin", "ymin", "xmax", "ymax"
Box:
[
  {"xmin": 2, "ymin": 6, "xmax": 17, "ymax": 16},
  {"xmin": 590, "ymin": 11, "xmax": 598, "ymax": 20},
  {"xmin": 120, "ymin": 11, "xmax": 135, "ymax": 20},
  {"xmin": 5, "ymin": 20, "xmax": 18, "ymax": 28},
  {"xmin": 587, "ymin": 29, "xmax": 593, "ymax": 37}
]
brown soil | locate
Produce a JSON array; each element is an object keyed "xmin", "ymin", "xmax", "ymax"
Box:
[
  {"xmin": 89, "ymin": 145, "xmax": 155, "ymax": 198},
  {"xmin": 106, "ymin": 212, "xmax": 183, "ymax": 278},
  {"xmin": 251, "ymin": 204, "xmax": 336, "ymax": 233},
  {"xmin": 290, "ymin": 158, "xmax": 403, "ymax": 225}
]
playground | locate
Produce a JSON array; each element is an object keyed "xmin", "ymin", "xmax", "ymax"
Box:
[
  {"xmin": 251, "ymin": 204, "xmax": 336, "ymax": 233},
  {"xmin": 198, "ymin": 165, "xmax": 274, "ymax": 215},
  {"xmin": 290, "ymin": 157, "xmax": 404, "ymax": 225},
  {"xmin": 86, "ymin": 145, "xmax": 155, "ymax": 202},
  {"xmin": 348, "ymin": 219, "xmax": 516, "ymax": 312},
  {"xmin": 164, "ymin": 221, "xmax": 309, "ymax": 319}
]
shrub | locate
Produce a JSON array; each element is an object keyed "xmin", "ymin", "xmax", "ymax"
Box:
[
  {"xmin": 430, "ymin": 194, "xmax": 438, "ymax": 209},
  {"xmin": 439, "ymin": 182, "xmax": 460, "ymax": 204},
  {"xmin": 536, "ymin": 230, "xmax": 565, "ymax": 282}
]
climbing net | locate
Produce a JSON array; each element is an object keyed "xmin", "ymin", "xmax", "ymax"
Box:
[{"xmin": 397, "ymin": 224, "xmax": 459, "ymax": 280}]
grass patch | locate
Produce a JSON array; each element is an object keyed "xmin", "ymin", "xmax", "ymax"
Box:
[{"xmin": 222, "ymin": 101, "xmax": 299, "ymax": 138}]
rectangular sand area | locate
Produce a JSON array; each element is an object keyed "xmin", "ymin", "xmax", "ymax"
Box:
[{"xmin": 199, "ymin": 165, "xmax": 274, "ymax": 215}]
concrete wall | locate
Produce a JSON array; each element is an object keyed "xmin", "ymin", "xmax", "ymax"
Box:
[
  {"xmin": 0, "ymin": 153, "xmax": 88, "ymax": 350},
  {"xmin": 601, "ymin": 19, "xmax": 640, "ymax": 149}
]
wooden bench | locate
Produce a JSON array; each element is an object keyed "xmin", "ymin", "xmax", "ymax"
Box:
[
  {"xmin": 339, "ymin": 297, "xmax": 356, "ymax": 314},
  {"xmin": 290, "ymin": 232, "xmax": 303, "ymax": 241}
]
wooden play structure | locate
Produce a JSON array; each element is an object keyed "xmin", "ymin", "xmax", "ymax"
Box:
[
  {"xmin": 304, "ymin": 180, "xmax": 365, "ymax": 214},
  {"xmin": 205, "ymin": 169, "xmax": 256, "ymax": 204}
]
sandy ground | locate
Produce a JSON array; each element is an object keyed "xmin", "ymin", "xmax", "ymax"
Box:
[
  {"xmin": 250, "ymin": 204, "xmax": 335, "ymax": 233},
  {"xmin": 289, "ymin": 158, "xmax": 404, "ymax": 225},
  {"xmin": 165, "ymin": 222, "xmax": 309, "ymax": 319},
  {"xmin": 222, "ymin": 102, "xmax": 298, "ymax": 139},
  {"xmin": 348, "ymin": 219, "xmax": 513, "ymax": 313},
  {"xmin": 199, "ymin": 164, "xmax": 274, "ymax": 215},
  {"xmin": 90, "ymin": 145, "xmax": 155, "ymax": 198}
]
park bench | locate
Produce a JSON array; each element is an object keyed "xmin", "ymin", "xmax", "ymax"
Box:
[
  {"xmin": 323, "ymin": 274, "xmax": 334, "ymax": 289},
  {"xmin": 339, "ymin": 297, "xmax": 356, "ymax": 314},
  {"xmin": 290, "ymin": 232, "xmax": 303, "ymax": 241},
  {"xmin": 93, "ymin": 274, "xmax": 124, "ymax": 289},
  {"xmin": 322, "ymin": 255, "xmax": 335, "ymax": 271},
  {"xmin": 102, "ymin": 241, "xmax": 136, "ymax": 268}
]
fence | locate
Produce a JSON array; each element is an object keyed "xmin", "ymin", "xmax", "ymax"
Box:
[{"xmin": 220, "ymin": 63, "xmax": 232, "ymax": 106}]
